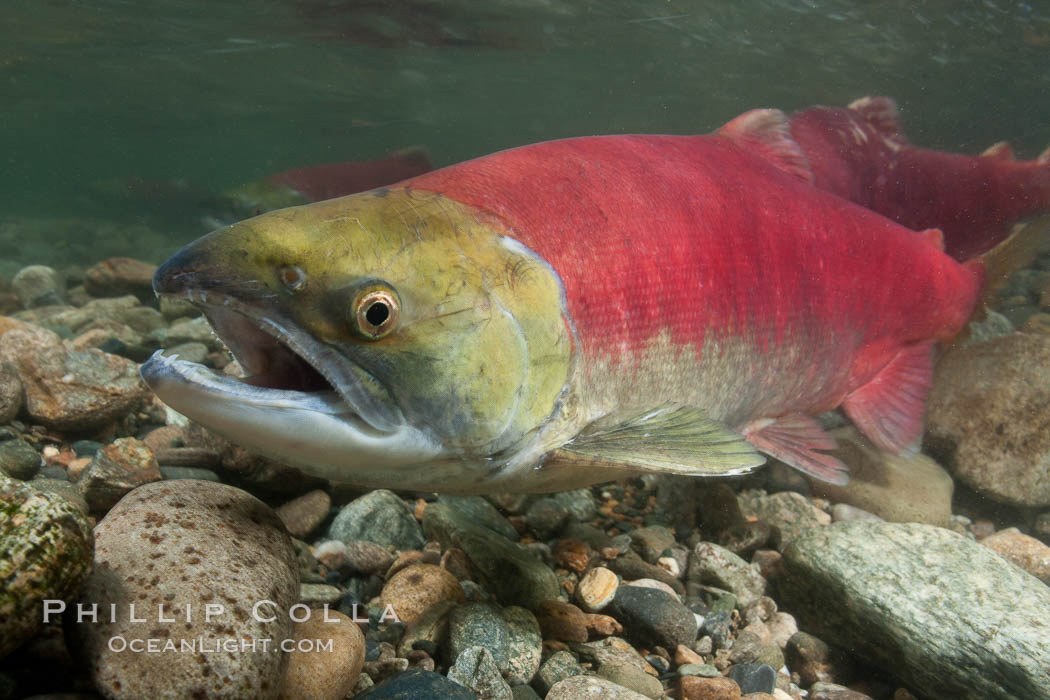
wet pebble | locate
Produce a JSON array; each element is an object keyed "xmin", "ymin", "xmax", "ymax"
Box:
[
  {"xmin": 75, "ymin": 480, "xmax": 299, "ymax": 699},
  {"xmin": 595, "ymin": 662, "xmax": 664, "ymax": 698},
  {"xmin": 0, "ymin": 362, "xmax": 23, "ymax": 423},
  {"xmin": 327, "ymin": 489, "xmax": 424, "ymax": 550},
  {"xmin": 83, "ymin": 257, "xmax": 157, "ymax": 301},
  {"xmin": 0, "ymin": 334, "xmax": 149, "ymax": 432},
  {"xmin": 737, "ymin": 491, "xmax": 830, "ymax": 549},
  {"xmin": 534, "ymin": 650, "xmax": 584, "ymax": 695},
  {"xmin": 501, "ymin": 605, "xmax": 542, "ymax": 684},
  {"xmin": 700, "ymin": 611, "xmax": 733, "ymax": 650},
  {"xmin": 438, "ymin": 494, "xmax": 519, "ymax": 539},
  {"xmin": 158, "ymin": 465, "xmax": 220, "ymax": 481},
  {"xmin": 979, "ymin": 527, "xmax": 1050, "ymax": 583},
  {"xmin": 537, "ymin": 599, "xmax": 591, "ymax": 642},
  {"xmin": 576, "ymin": 566, "xmax": 619, "ymax": 612},
  {"xmin": 0, "ymin": 476, "xmax": 93, "ymax": 657},
  {"xmin": 628, "ymin": 525, "xmax": 675, "ymax": 563},
  {"xmin": 926, "ymin": 333, "xmax": 1050, "ymax": 507},
  {"xmin": 352, "ymin": 668, "xmax": 475, "ymax": 699},
  {"xmin": 784, "ymin": 632, "xmax": 852, "ymax": 687},
  {"xmin": 524, "ymin": 497, "xmax": 571, "ymax": 540},
  {"xmin": 275, "ymin": 489, "xmax": 330, "ymax": 539},
  {"xmin": 76, "ymin": 437, "xmax": 162, "ymax": 512},
  {"xmin": 12, "ymin": 265, "xmax": 65, "ymax": 308},
  {"xmin": 446, "ymin": 646, "xmax": 512, "ymax": 700},
  {"xmin": 381, "ymin": 563, "xmax": 464, "ymax": 623},
  {"xmin": 546, "ymin": 674, "xmax": 651, "ymax": 699},
  {"xmin": 726, "ymin": 663, "xmax": 777, "ymax": 695},
  {"xmin": 422, "ymin": 501, "xmax": 560, "ymax": 610},
  {"xmin": 0, "ymin": 438, "xmax": 41, "ymax": 480},
  {"xmin": 688, "ymin": 542, "xmax": 766, "ymax": 608},
  {"xmin": 279, "ymin": 610, "xmax": 365, "ymax": 700},
  {"xmin": 447, "ymin": 602, "xmax": 510, "ymax": 670},
  {"xmin": 808, "ymin": 682, "xmax": 874, "ymax": 700},
  {"xmin": 607, "ymin": 583, "xmax": 698, "ymax": 650},
  {"xmin": 315, "ymin": 539, "xmax": 394, "ymax": 577},
  {"xmin": 607, "ymin": 551, "xmax": 685, "ymax": 595},
  {"xmin": 679, "ymin": 675, "xmax": 743, "ymax": 699}
]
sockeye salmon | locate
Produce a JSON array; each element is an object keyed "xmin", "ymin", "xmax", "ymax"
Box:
[
  {"xmin": 786, "ymin": 96, "xmax": 1050, "ymax": 260},
  {"xmin": 140, "ymin": 110, "xmax": 1030, "ymax": 493}
]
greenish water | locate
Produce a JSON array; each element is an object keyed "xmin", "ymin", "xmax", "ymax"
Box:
[{"xmin": 2, "ymin": 0, "xmax": 1049, "ymax": 263}]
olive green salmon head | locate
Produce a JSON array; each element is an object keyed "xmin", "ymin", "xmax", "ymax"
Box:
[{"xmin": 141, "ymin": 188, "xmax": 573, "ymax": 487}]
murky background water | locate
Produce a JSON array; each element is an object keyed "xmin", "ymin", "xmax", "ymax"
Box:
[{"xmin": 2, "ymin": 0, "xmax": 1049, "ymax": 267}]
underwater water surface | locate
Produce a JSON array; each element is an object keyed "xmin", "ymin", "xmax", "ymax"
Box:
[{"xmin": 2, "ymin": 0, "xmax": 1049, "ymax": 263}]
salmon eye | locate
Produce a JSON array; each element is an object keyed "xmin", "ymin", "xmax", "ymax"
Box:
[
  {"xmin": 351, "ymin": 285, "xmax": 399, "ymax": 340},
  {"xmin": 279, "ymin": 265, "xmax": 307, "ymax": 291}
]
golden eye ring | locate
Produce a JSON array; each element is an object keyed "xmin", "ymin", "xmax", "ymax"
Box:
[
  {"xmin": 279, "ymin": 265, "xmax": 307, "ymax": 292},
  {"xmin": 352, "ymin": 286, "xmax": 399, "ymax": 340}
]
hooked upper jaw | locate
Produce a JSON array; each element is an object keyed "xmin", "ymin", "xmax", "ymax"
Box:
[{"xmin": 141, "ymin": 239, "xmax": 443, "ymax": 477}]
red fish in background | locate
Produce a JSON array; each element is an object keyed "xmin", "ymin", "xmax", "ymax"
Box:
[{"xmin": 787, "ymin": 96, "xmax": 1050, "ymax": 260}]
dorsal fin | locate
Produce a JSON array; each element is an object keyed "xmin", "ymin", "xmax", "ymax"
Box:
[
  {"xmin": 1039, "ymin": 144, "xmax": 1050, "ymax": 164},
  {"xmin": 921, "ymin": 228, "xmax": 945, "ymax": 252},
  {"xmin": 980, "ymin": 141, "xmax": 1015, "ymax": 161},
  {"xmin": 718, "ymin": 109, "xmax": 813, "ymax": 184},
  {"xmin": 848, "ymin": 96, "xmax": 907, "ymax": 144}
]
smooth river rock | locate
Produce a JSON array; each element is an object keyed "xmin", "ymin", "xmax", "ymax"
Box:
[
  {"xmin": 925, "ymin": 333, "xmax": 1050, "ymax": 506},
  {"xmin": 779, "ymin": 520, "xmax": 1050, "ymax": 700},
  {"xmin": 75, "ymin": 480, "xmax": 299, "ymax": 699}
]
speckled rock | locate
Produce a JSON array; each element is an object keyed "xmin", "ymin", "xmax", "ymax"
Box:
[
  {"xmin": 447, "ymin": 602, "xmax": 510, "ymax": 670},
  {"xmin": 546, "ymin": 674, "xmax": 652, "ymax": 699},
  {"xmin": 688, "ymin": 542, "xmax": 766, "ymax": 608},
  {"xmin": 737, "ymin": 491, "xmax": 830, "ymax": 549},
  {"xmin": 327, "ymin": 490, "xmax": 423, "ymax": 550},
  {"xmin": 534, "ymin": 650, "xmax": 584, "ymax": 695},
  {"xmin": 353, "ymin": 668, "xmax": 475, "ymax": 699},
  {"xmin": 980, "ymin": 527, "xmax": 1050, "ymax": 584},
  {"xmin": 380, "ymin": 563, "xmax": 465, "ymax": 623},
  {"xmin": 606, "ymin": 584, "xmax": 698, "ymax": 650},
  {"xmin": 679, "ymin": 675, "xmax": 742, "ymax": 699},
  {"xmin": 279, "ymin": 610, "xmax": 365, "ymax": 700},
  {"xmin": 809, "ymin": 427, "xmax": 953, "ymax": 526},
  {"xmin": 0, "ymin": 334, "xmax": 149, "ymax": 432},
  {"xmin": 0, "ymin": 476, "xmax": 93, "ymax": 658},
  {"xmin": 503, "ymin": 605, "xmax": 542, "ymax": 684},
  {"xmin": 76, "ymin": 437, "xmax": 162, "ymax": 512},
  {"xmin": 596, "ymin": 662, "xmax": 664, "ymax": 699},
  {"xmin": 446, "ymin": 646, "xmax": 512, "ymax": 700},
  {"xmin": 75, "ymin": 480, "xmax": 299, "ymax": 699},
  {"xmin": 275, "ymin": 489, "xmax": 330, "ymax": 539},
  {"xmin": 925, "ymin": 333, "xmax": 1050, "ymax": 506},
  {"xmin": 422, "ymin": 501, "xmax": 560, "ymax": 610},
  {"xmin": 12, "ymin": 265, "xmax": 65, "ymax": 308},
  {"xmin": 315, "ymin": 539, "xmax": 394, "ymax": 576},
  {"xmin": 0, "ymin": 438, "xmax": 40, "ymax": 480},
  {"xmin": 0, "ymin": 362, "xmax": 23, "ymax": 424},
  {"xmin": 779, "ymin": 521, "xmax": 1050, "ymax": 700}
]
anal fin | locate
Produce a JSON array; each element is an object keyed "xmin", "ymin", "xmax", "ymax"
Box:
[
  {"xmin": 842, "ymin": 342, "xmax": 934, "ymax": 454},
  {"xmin": 547, "ymin": 404, "xmax": 765, "ymax": 478},
  {"xmin": 742, "ymin": 413, "xmax": 848, "ymax": 485}
]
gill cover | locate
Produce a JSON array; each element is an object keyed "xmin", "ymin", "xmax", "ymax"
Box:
[{"xmin": 171, "ymin": 187, "xmax": 573, "ymax": 458}]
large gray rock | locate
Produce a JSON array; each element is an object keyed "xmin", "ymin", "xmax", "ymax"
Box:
[
  {"xmin": 779, "ymin": 520, "xmax": 1050, "ymax": 700},
  {"xmin": 0, "ymin": 476, "xmax": 93, "ymax": 658},
  {"xmin": 75, "ymin": 480, "xmax": 299, "ymax": 699},
  {"xmin": 925, "ymin": 333, "xmax": 1050, "ymax": 506},
  {"xmin": 327, "ymin": 489, "xmax": 424, "ymax": 551}
]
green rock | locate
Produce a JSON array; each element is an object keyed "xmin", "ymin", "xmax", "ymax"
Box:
[
  {"xmin": 780, "ymin": 521, "xmax": 1050, "ymax": 700},
  {"xmin": 447, "ymin": 602, "xmax": 511, "ymax": 671},
  {"xmin": 533, "ymin": 650, "xmax": 584, "ymax": 696},
  {"xmin": 438, "ymin": 495, "xmax": 519, "ymax": 540},
  {"xmin": 327, "ymin": 489, "xmax": 423, "ymax": 551},
  {"xmin": 595, "ymin": 662, "xmax": 663, "ymax": 699},
  {"xmin": 737, "ymin": 490, "xmax": 830, "ymax": 549},
  {"xmin": 0, "ymin": 439, "xmax": 41, "ymax": 480},
  {"xmin": 446, "ymin": 646, "xmax": 512, "ymax": 700},
  {"xmin": 423, "ymin": 502, "xmax": 560, "ymax": 610},
  {"xmin": 0, "ymin": 475, "xmax": 93, "ymax": 658},
  {"xmin": 502, "ymin": 606, "xmax": 542, "ymax": 685}
]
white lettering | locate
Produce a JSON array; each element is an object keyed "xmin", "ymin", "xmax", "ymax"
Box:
[
  {"xmin": 289, "ymin": 604, "xmax": 311, "ymax": 623},
  {"xmin": 77, "ymin": 604, "xmax": 98, "ymax": 624},
  {"xmin": 42, "ymin": 599, "xmax": 66, "ymax": 623},
  {"xmin": 205, "ymin": 603, "xmax": 225, "ymax": 622},
  {"xmin": 252, "ymin": 600, "xmax": 277, "ymax": 623},
  {"xmin": 158, "ymin": 604, "xmax": 175, "ymax": 624},
  {"xmin": 129, "ymin": 604, "xmax": 145, "ymax": 623},
  {"xmin": 108, "ymin": 635, "xmax": 127, "ymax": 652},
  {"xmin": 379, "ymin": 604, "xmax": 400, "ymax": 623}
]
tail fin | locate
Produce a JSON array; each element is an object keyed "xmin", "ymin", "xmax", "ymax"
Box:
[{"xmin": 971, "ymin": 214, "xmax": 1050, "ymax": 307}]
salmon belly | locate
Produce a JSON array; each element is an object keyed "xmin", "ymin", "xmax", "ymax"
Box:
[{"xmin": 405, "ymin": 132, "xmax": 981, "ymax": 481}]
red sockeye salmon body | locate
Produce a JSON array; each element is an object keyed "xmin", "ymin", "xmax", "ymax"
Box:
[{"xmin": 404, "ymin": 128, "xmax": 981, "ymax": 480}]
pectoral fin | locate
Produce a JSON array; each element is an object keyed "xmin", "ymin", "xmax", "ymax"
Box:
[{"xmin": 546, "ymin": 405, "xmax": 765, "ymax": 477}]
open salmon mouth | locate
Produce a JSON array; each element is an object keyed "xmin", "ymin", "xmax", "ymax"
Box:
[{"xmin": 141, "ymin": 290, "xmax": 404, "ymax": 434}]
